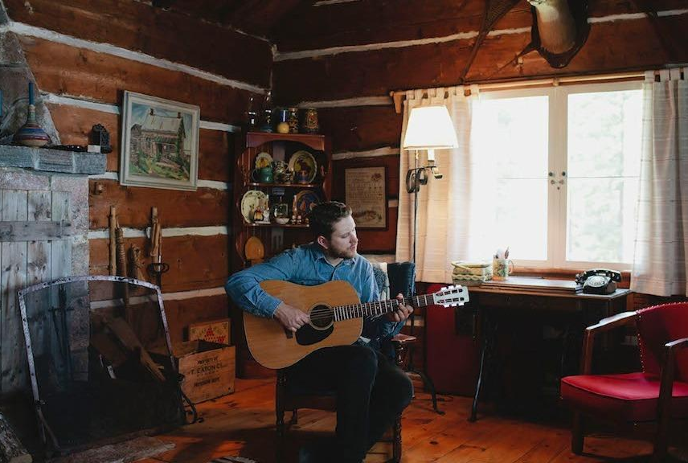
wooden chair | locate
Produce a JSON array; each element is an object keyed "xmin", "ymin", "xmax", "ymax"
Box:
[
  {"xmin": 275, "ymin": 262, "xmax": 417, "ymax": 462},
  {"xmin": 560, "ymin": 302, "xmax": 688, "ymax": 462}
]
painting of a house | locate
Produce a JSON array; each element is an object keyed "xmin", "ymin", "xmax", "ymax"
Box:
[{"xmin": 120, "ymin": 92, "xmax": 199, "ymax": 190}]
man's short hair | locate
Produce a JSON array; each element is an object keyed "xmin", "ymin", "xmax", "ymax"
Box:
[{"xmin": 309, "ymin": 201, "xmax": 352, "ymax": 239}]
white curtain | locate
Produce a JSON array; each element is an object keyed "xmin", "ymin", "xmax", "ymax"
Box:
[
  {"xmin": 631, "ymin": 69, "xmax": 688, "ymax": 296},
  {"xmin": 396, "ymin": 87, "xmax": 494, "ymax": 283}
]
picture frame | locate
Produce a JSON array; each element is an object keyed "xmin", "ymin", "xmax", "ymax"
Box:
[
  {"xmin": 345, "ymin": 166, "xmax": 387, "ymax": 229},
  {"xmin": 120, "ymin": 91, "xmax": 200, "ymax": 190}
]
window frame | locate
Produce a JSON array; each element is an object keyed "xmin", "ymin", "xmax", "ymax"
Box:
[{"xmin": 476, "ymin": 80, "xmax": 643, "ymax": 272}]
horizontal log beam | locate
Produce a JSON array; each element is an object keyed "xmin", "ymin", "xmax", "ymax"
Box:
[
  {"xmin": 357, "ymin": 207, "xmax": 398, "ymax": 254},
  {"xmin": 90, "ymin": 234, "xmax": 229, "ymax": 293},
  {"xmin": 275, "ymin": 0, "xmax": 686, "ymax": 52},
  {"xmin": 3, "ymin": 0, "xmax": 271, "ymax": 88},
  {"xmin": 89, "ymin": 180, "xmax": 229, "ymax": 229},
  {"xmin": 21, "ymin": 37, "xmax": 258, "ymax": 125},
  {"xmin": 160, "ymin": 294, "xmax": 229, "ymax": 344},
  {"xmin": 318, "ymin": 106, "xmax": 402, "ymax": 153},
  {"xmin": 49, "ymin": 105, "xmax": 233, "ymax": 182},
  {"xmin": 274, "ymin": 16, "xmax": 688, "ymax": 103}
]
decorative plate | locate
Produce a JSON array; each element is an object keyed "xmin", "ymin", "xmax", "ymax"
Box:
[
  {"xmin": 240, "ymin": 190, "xmax": 269, "ymax": 223},
  {"xmin": 294, "ymin": 190, "xmax": 321, "ymax": 217},
  {"xmin": 244, "ymin": 236, "xmax": 265, "ymax": 261},
  {"xmin": 255, "ymin": 152, "xmax": 273, "ymax": 169},
  {"xmin": 288, "ymin": 150, "xmax": 317, "ymax": 183}
]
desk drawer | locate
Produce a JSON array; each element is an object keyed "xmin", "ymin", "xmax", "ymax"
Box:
[{"xmin": 476, "ymin": 293, "xmax": 580, "ymax": 312}]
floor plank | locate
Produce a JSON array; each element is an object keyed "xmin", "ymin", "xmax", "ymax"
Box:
[{"xmin": 140, "ymin": 378, "xmax": 686, "ymax": 463}]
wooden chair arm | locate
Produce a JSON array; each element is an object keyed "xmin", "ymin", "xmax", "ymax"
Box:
[
  {"xmin": 391, "ymin": 333, "xmax": 417, "ymax": 346},
  {"xmin": 656, "ymin": 336, "xmax": 688, "ymax": 443},
  {"xmin": 665, "ymin": 337, "xmax": 688, "ymax": 351},
  {"xmin": 586, "ymin": 311, "xmax": 637, "ymax": 334},
  {"xmin": 580, "ymin": 311, "xmax": 638, "ymax": 375}
]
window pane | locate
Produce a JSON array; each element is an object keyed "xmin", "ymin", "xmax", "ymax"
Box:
[
  {"xmin": 474, "ymin": 95, "xmax": 549, "ymax": 261},
  {"xmin": 496, "ymin": 179, "xmax": 548, "ymax": 260},
  {"xmin": 476, "ymin": 97, "xmax": 549, "ymax": 179},
  {"xmin": 566, "ymin": 90, "xmax": 642, "ymax": 264}
]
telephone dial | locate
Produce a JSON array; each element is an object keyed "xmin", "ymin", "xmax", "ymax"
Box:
[{"xmin": 575, "ymin": 269, "xmax": 622, "ymax": 295}]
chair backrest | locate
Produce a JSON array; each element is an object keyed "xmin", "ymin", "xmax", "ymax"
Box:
[
  {"xmin": 387, "ymin": 262, "xmax": 416, "ymax": 298},
  {"xmin": 637, "ymin": 302, "xmax": 688, "ymax": 382}
]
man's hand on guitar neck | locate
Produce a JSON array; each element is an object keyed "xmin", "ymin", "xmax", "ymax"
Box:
[
  {"xmin": 274, "ymin": 302, "xmax": 310, "ymax": 332},
  {"xmin": 386, "ymin": 293, "xmax": 413, "ymax": 322}
]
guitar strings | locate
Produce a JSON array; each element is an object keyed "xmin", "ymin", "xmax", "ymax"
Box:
[{"xmin": 305, "ymin": 294, "xmax": 437, "ymax": 321}]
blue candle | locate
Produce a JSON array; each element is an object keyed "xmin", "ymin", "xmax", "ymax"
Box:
[{"xmin": 29, "ymin": 82, "xmax": 34, "ymax": 106}]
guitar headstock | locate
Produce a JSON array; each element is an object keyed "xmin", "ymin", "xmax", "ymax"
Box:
[{"xmin": 432, "ymin": 285, "xmax": 469, "ymax": 307}]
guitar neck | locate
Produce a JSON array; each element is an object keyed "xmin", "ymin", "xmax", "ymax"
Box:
[{"xmin": 334, "ymin": 294, "xmax": 434, "ymax": 322}]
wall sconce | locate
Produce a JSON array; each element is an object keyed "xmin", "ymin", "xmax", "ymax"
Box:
[{"xmin": 402, "ymin": 105, "xmax": 458, "ymax": 261}]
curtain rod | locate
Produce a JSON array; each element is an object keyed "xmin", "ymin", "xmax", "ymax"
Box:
[{"xmin": 389, "ymin": 70, "xmax": 649, "ymax": 113}]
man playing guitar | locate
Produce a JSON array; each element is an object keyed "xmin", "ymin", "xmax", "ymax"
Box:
[{"xmin": 226, "ymin": 201, "xmax": 414, "ymax": 463}]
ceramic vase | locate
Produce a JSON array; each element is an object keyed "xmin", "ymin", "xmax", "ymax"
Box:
[{"xmin": 13, "ymin": 82, "xmax": 50, "ymax": 147}]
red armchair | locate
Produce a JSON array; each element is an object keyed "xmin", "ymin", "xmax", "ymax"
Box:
[{"xmin": 560, "ymin": 302, "xmax": 688, "ymax": 462}]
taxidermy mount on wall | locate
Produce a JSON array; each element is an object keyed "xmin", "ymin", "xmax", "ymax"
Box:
[{"xmin": 527, "ymin": 0, "xmax": 590, "ymax": 68}]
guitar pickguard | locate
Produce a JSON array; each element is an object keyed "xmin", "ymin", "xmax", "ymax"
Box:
[
  {"xmin": 296, "ymin": 304, "xmax": 334, "ymax": 345},
  {"xmin": 295, "ymin": 324, "xmax": 334, "ymax": 346}
]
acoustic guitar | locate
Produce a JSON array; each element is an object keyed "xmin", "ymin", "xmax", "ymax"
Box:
[{"xmin": 244, "ymin": 280, "xmax": 469, "ymax": 369}]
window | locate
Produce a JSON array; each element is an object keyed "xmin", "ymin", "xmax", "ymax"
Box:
[{"xmin": 473, "ymin": 82, "xmax": 643, "ymax": 270}]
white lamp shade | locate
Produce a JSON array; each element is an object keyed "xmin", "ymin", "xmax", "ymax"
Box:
[{"xmin": 402, "ymin": 105, "xmax": 458, "ymax": 151}]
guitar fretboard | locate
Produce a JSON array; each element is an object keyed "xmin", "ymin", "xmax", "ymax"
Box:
[{"xmin": 333, "ymin": 294, "xmax": 436, "ymax": 322}]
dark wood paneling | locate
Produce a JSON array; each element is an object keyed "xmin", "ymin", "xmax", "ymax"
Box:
[
  {"xmin": 168, "ymin": 0, "xmax": 307, "ymax": 38},
  {"xmin": 48, "ymin": 104, "xmax": 121, "ymax": 171},
  {"xmin": 466, "ymin": 16, "xmax": 688, "ymax": 82},
  {"xmin": 162, "ymin": 294, "xmax": 229, "ymax": 344},
  {"xmin": 357, "ymin": 207, "xmax": 398, "ymax": 254},
  {"xmin": 319, "ymin": 106, "xmax": 402, "ymax": 153},
  {"xmin": 21, "ymin": 36, "xmax": 258, "ymax": 124},
  {"xmin": 198, "ymin": 130, "xmax": 234, "ymax": 182},
  {"xmin": 274, "ymin": 16, "xmax": 688, "ymax": 103},
  {"xmin": 275, "ymin": 0, "xmax": 686, "ymax": 52},
  {"xmin": 89, "ymin": 180, "xmax": 229, "ymax": 229},
  {"xmin": 274, "ymin": 41, "xmax": 474, "ymax": 104},
  {"xmin": 275, "ymin": 0, "xmax": 524, "ymax": 52},
  {"xmin": 90, "ymin": 234, "xmax": 229, "ymax": 292},
  {"xmin": 4, "ymin": 0, "xmax": 272, "ymax": 87}
]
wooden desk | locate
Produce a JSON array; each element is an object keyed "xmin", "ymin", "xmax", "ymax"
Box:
[{"xmin": 466, "ymin": 277, "xmax": 630, "ymax": 422}]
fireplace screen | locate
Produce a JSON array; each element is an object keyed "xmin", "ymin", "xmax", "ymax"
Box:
[{"xmin": 18, "ymin": 276, "xmax": 184, "ymax": 454}]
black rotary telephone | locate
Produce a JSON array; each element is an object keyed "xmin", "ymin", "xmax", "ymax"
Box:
[{"xmin": 575, "ymin": 269, "xmax": 622, "ymax": 294}]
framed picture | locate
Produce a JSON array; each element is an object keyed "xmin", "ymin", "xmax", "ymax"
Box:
[
  {"xmin": 345, "ymin": 166, "xmax": 387, "ymax": 229},
  {"xmin": 120, "ymin": 91, "xmax": 200, "ymax": 190}
]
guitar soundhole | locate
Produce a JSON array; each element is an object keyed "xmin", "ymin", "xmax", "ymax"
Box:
[{"xmin": 309, "ymin": 305, "xmax": 333, "ymax": 329}]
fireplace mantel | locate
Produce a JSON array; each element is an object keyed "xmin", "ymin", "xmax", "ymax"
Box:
[{"xmin": 0, "ymin": 145, "xmax": 106, "ymax": 175}]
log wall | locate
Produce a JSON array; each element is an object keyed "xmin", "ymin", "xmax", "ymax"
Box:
[
  {"xmin": 273, "ymin": 0, "xmax": 688, "ymax": 255},
  {"xmin": 3, "ymin": 0, "xmax": 272, "ymax": 343}
]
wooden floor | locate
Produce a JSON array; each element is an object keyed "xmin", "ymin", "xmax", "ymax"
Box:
[{"xmin": 135, "ymin": 378, "xmax": 686, "ymax": 463}]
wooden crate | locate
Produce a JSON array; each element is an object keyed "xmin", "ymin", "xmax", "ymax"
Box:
[{"xmin": 173, "ymin": 340, "xmax": 235, "ymax": 403}]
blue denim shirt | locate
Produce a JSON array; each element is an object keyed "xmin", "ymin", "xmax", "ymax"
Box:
[{"xmin": 225, "ymin": 242, "xmax": 398, "ymax": 349}]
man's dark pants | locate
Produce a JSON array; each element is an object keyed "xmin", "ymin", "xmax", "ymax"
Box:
[{"xmin": 288, "ymin": 344, "xmax": 413, "ymax": 463}]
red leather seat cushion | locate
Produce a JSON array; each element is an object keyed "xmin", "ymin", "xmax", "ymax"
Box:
[{"xmin": 561, "ymin": 372, "xmax": 688, "ymax": 422}]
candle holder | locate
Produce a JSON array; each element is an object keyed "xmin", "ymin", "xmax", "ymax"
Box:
[{"xmin": 13, "ymin": 82, "xmax": 50, "ymax": 147}]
